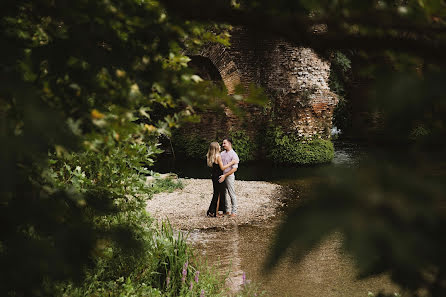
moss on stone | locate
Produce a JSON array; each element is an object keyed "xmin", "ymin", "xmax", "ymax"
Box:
[{"xmin": 266, "ymin": 126, "xmax": 334, "ymax": 165}]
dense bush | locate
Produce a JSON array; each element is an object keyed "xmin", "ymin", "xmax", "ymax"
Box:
[
  {"xmin": 52, "ymin": 173, "xmax": 262, "ymax": 297},
  {"xmin": 58, "ymin": 219, "xmax": 230, "ymax": 297},
  {"xmin": 0, "ymin": 0, "xmax": 234, "ymax": 295},
  {"xmin": 172, "ymin": 129, "xmax": 258, "ymax": 162},
  {"xmin": 266, "ymin": 126, "xmax": 334, "ymax": 165},
  {"xmin": 229, "ymin": 129, "xmax": 257, "ymax": 162},
  {"xmin": 171, "ymin": 130, "xmax": 212, "ymax": 160},
  {"xmin": 329, "ymin": 51, "xmax": 352, "ymax": 135}
]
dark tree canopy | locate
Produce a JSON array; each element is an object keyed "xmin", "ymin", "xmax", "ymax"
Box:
[{"xmin": 2, "ymin": 0, "xmax": 446, "ymax": 296}]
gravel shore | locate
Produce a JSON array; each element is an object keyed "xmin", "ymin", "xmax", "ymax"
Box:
[{"xmin": 145, "ymin": 178, "xmax": 283, "ymax": 230}]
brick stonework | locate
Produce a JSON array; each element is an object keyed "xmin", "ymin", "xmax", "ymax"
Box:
[{"xmin": 184, "ymin": 27, "xmax": 338, "ymax": 144}]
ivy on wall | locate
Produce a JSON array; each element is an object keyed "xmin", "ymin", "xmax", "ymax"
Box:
[
  {"xmin": 171, "ymin": 128, "xmax": 257, "ymax": 162},
  {"xmin": 171, "ymin": 130, "xmax": 212, "ymax": 160},
  {"xmin": 172, "ymin": 125, "xmax": 334, "ymax": 165},
  {"xmin": 229, "ymin": 129, "xmax": 257, "ymax": 162}
]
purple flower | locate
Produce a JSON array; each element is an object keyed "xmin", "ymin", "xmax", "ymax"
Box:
[
  {"xmin": 195, "ymin": 271, "xmax": 200, "ymax": 283},
  {"xmin": 200, "ymin": 289, "xmax": 205, "ymax": 297},
  {"xmin": 189, "ymin": 281, "xmax": 194, "ymax": 290},
  {"xmin": 242, "ymin": 272, "xmax": 246, "ymax": 285},
  {"xmin": 181, "ymin": 261, "xmax": 188, "ymax": 283}
]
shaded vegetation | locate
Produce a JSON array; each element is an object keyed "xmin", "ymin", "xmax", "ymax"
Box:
[
  {"xmin": 3, "ymin": 0, "xmax": 446, "ymax": 296},
  {"xmin": 0, "ymin": 0, "xmax": 236, "ymax": 296},
  {"xmin": 162, "ymin": 1, "xmax": 446, "ymax": 296},
  {"xmin": 266, "ymin": 126, "xmax": 334, "ymax": 165},
  {"xmin": 229, "ymin": 129, "xmax": 257, "ymax": 162},
  {"xmin": 171, "ymin": 129, "xmax": 211, "ymax": 160},
  {"xmin": 171, "ymin": 128, "xmax": 257, "ymax": 162},
  {"xmin": 329, "ymin": 51, "xmax": 353, "ymax": 135},
  {"xmin": 58, "ymin": 220, "xmax": 231, "ymax": 297}
]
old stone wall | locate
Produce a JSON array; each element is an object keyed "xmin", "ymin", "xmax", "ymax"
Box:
[
  {"xmin": 264, "ymin": 43, "xmax": 338, "ymax": 139},
  {"xmin": 194, "ymin": 28, "xmax": 337, "ymax": 138},
  {"xmin": 178, "ymin": 27, "xmax": 338, "ymax": 162}
]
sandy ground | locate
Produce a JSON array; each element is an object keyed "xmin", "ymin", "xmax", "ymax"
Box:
[{"xmin": 145, "ymin": 178, "xmax": 283, "ymax": 230}]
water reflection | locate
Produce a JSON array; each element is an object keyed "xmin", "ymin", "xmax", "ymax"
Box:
[
  {"xmin": 190, "ymin": 223, "xmax": 244, "ymax": 292},
  {"xmin": 158, "ymin": 142, "xmax": 399, "ymax": 296},
  {"xmin": 189, "ymin": 220, "xmax": 397, "ymax": 296}
]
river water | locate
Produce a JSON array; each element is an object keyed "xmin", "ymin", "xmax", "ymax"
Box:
[{"xmin": 154, "ymin": 141, "xmax": 400, "ymax": 296}]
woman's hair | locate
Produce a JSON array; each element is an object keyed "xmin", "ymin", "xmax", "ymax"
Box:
[{"xmin": 206, "ymin": 142, "xmax": 220, "ymax": 167}]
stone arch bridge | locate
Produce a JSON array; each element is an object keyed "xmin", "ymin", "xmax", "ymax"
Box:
[{"xmin": 176, "ymin": 28, "xmax": 338, "ymax": 164}]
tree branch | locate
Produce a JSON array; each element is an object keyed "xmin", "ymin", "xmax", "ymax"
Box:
[{"xmin": 161, "ymin": 0, "xmax": 446, "ymax": 59}]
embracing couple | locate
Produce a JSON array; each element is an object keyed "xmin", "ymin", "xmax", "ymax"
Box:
[{"xmin": 206, "ymin": 137, "xmax": 239, "ymax": 218}]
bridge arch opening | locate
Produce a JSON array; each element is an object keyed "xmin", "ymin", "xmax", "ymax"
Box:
[{"xmin": 188, "ymin": 55, "xmax": 224, "ymax": 84}]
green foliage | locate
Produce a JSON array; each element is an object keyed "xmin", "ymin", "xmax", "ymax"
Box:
[
  {"xmin": 332, "ymin": 52, "xmax": 352, "ymax": 74},
  {"xmin": 329, "ymin": 51, "xmax": 352, "ymax": 134},
  {"xmin": 409, "ymin": 124, "xmax": 430, "ymax": 141},
  {"xmin": 172, "ymin": 130, "xmax": 212, "ymax": 160},
  {"xmin": 4, "ymin": 0, "xmax": 446, "ymax": 296},
  {"xmin": 236, "ymin": 280, "xmax": 267, "ymax": 297},
  {"xmin": 0, "ymin": 0, "xmax": 232, "ymax": 295},
  {"xmin": 172, "ymin": 128, "xmax": 258, "ymax": 162},
  {"xmin": 58, "ymin": 221, "xmax": 229, "ymax": 297},
  {"xmin": 372, "ymin": 71, "xmax": 446, "ymax": 147},
  {"xmin": 229, "ymin": 129, "xmax": 256, "ymax": 162},
  {"xmin": 148, "ymin": 178, "xmax": 184, "ymax": 195},
  {"xmin": 266, "ymin": 126, "xmax": 334, "ymax": 165},
  {"xmin": 48, "ymin": 143, "xmax": 160, "ymax": 198}
]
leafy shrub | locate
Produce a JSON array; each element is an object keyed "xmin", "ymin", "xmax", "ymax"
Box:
[
  {"xmin": 329, "ymin": 51, "xmax": 352, "ymax": 134},
  {"xmin": 266, "ymin": 126, "xmax": 334, "ymax": 165},
  {"xmin": 172, "ymin": 130, "xmax": 212, "ymax": 160},
  {"xmin": 58, "ymin": 220, "xmax": 229, "ymax": 297},
  {"xmin": 229, "ymin": 129, "xmax": 257, "ymax": 162},
  {"xmin": 409, "ymin": 124, "xmax": 431, "ymax": 141},
  {"xmin": 149, "ymin": 178, "xmax": 184, "ymax": 195}
]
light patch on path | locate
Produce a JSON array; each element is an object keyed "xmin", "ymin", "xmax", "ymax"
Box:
[{"xmin": 145, "ymin": 178, "xmax": 283, "ymax": 230}]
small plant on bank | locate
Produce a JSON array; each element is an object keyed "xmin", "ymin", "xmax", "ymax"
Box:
[
  {"xmin": 149, "ymin": 178, "xmax": 184, "ymax": 194},
  {"xmin": 235, "ymin": 272, "xmax": 267, "ymax": 297},
  {"xmin": 58, "ymin": 220, "xmax": 230, "ymax": 297}
]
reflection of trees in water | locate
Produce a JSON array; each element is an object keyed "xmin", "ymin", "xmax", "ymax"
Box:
[{"xmin": 226, "ymin": 223, "xmax": 244, "ymax": 292}]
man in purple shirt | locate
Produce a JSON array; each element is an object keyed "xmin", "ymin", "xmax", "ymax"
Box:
[{"xmin": 219, "ymin": 137, "xmax": 240, "ymax": 216}]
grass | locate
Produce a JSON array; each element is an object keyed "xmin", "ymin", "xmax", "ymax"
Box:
[{"xmin": 55, "ymin": 175, "xmax": 266, "ymax": 297}]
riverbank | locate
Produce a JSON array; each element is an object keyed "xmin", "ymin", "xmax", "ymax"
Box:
[{"xmin": 145, "ymin": 178, "xmax": 283, "ymax": 230}]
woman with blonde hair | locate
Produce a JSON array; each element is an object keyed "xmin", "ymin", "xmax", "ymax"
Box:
[{"xmin": 206, "ymin": 142, "xmax": 237, "ymax": 217}]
